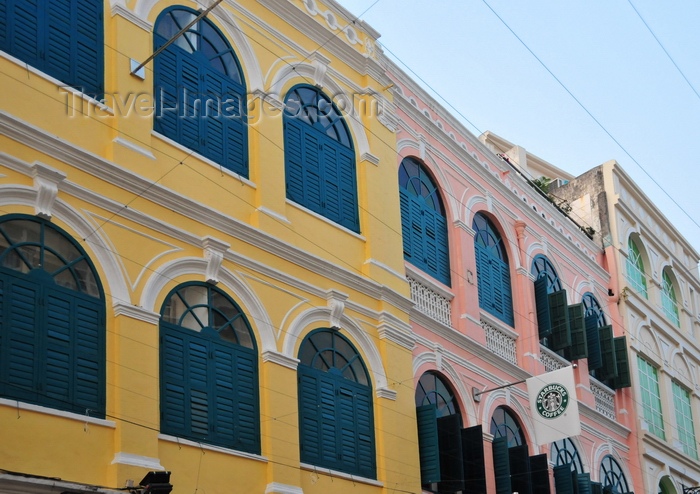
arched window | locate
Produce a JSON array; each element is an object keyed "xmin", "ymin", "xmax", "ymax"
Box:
[
  {"xmin": 154, "ymin": 6, "xmax": 248, "ymax": 177},
  {"xmin": 297, "ymin": 329, "xmax": 375, "ymax": 478},
  {"xmin": 284, "ymin": 85, "xmax": 359, "ymax": 232},
  {"xmin": 473, "ymin": 213, "xmax": 513, "ymax": 325},
  {"xmin": 552, "ymin": 438, "xmax": 584, "ymax": 473},
  {"xmin": 0, "ymin": 215, "xmax": 105, "ymax": 416},
  {"xmin": 626, "ymin": 237, "xmax": 647, "ymax": 298},
  {"xmin": 582, "ymin": 292, "xmax": 606, "ymax": 327},
  {"xmin": 490, "ymin": 406, "xmax": 525, "ymax": 447},
  {"xmin": 416, "ymin": 372, "xmax": 459, "ymax": 418},
  {"xmin": 159, "ymin": 282, "xmax": 259, "ymax": 453},
  {"xmin": 661, "ymin": 269, "xmax": 680, "ymax": 327},
  {"xmin": 0, "ymin": 1, "xmax": 104, "ymax": 95},
  {"xmin": 399, "ymin": 157, "xmax": 450, "ymax": 285},
  {"xmin": 531, "ymin": 254, "xmax": 562, "ymax": 293},
  {"xmin": 600, "ymin": 455, "xmax": 631, "ymax": 493},
  {"xmin": 490, "ymin": 407, "xmax": 532, "ymax": 494}
]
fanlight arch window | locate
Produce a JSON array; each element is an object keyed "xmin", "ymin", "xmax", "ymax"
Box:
[
  {"xmin": 159, "ymin": 282, "xmax": 260, "ymax": 453},
  {"xmin": 473, "ymin": 213, "xmax": 513, "ymax": 325},
  {"xmin": 297, "ymin": 329, "xmax": 375, "ymax": 478},
  {"xmin": 0, "ymin": 0, "xmax": 104, "ymax": 95},
  {"xmin": 552, "ymin": 438, "xmax": 584, "ymax": 474},
  {"xmin": 531, "ymin": 254, "xmax": 562, "ymax": 293},
  {"xmin": 0, "ymin": 215, "xmax": 105, "ymax": 416},
  {"xmin": 415, "ymin": 371, "xmax": 460, "ymax": 418},
  {"xmin": 600, "ymin": 455, "xmax": 631, "ymax": 493},
  {"xmin": 490, "ymin": 406, "xmax": 525, "ymax": 448},
  {"xmin": 284, "ymin": 85, "xmax": 359, "ymax": 232},
  {"xmin": 626, "ymin": 237, "xmax": 647, "ymax": 298},
  {"xmin": 582, "ymin": 292, "xmax": 606, "ymax": 328},
  {"xmin": 154, "ymin": 6, "xmax": 248, "ymax": 177},
  {"xmin": 661, "ymin": 269, "xmax": 680, "ymax": 327},
  {"xmin": 399, "ymin": 157, "xmax": 450, "ymax": 285}
]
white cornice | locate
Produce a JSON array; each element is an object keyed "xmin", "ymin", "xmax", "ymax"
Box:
[
  {"xmin": 262, "ymin": 350, "xmax": 299, "ymax": 370},
  {"xmin": 112, "ymin": 303, "xmax": 160, "ymax": 324},
  {"xmin": 110, "ymin": 2, "xmax": 153, "ymax": 32}
]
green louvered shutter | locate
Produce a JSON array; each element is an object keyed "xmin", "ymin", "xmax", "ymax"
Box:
[
  {"xmin": 591, "ymin": 482, "xmax": 603, "ymax": 494},
  {"xmin": 399, "ymin": 190, "xmax": 413, "ymax": 259},
  {"xmin": 509, "ymin": 444, "xmax": 532, "ymax": 494},
  {"xmin": 535, "ymin": 275, "xmax": 552, "ymax": 338},
  {"xmin": 231, "ymin": 347, "xmax": 260, "ymax": 453},
  {"xmin": 549, "ymin": 290, "xmax": 571, "ymax": 350},
  {"xmin": 611, "ymin": 336, "xmax": 631, "ymax": 389},
  {"xmin": 298, "ymin": 371, "xmax": 322, "ymax": 463},
  {"xmin": 577, "ymin": 473, "xmax": 592, "ymax": 494},
  {"xmin": 566, "ymin": 304, "xmax": 588, "ymax": 360},
  {"xmin": 598, "ymin": 325, "xmax": 617, "ymax": 381},
  {"xmin": 553, "ymin": 464, "xmax": 575, "ymax": 494},
  {"xmin": 337, "ymin": 146, "xmax": 359, "ymax": 232},
  {"xmin": 461, "ymin": 425, "xmax": 487, "ymax": 494},
  {"xmin": 416, "ymin": 405, "xmax": 441, "ymax": 484},
  {"xmin": 530, "ymin": 454, "xmax": 551, "ymax": 494},
  {"xmin": 354, "ymin": 386, "xmax": 375, "ymax": 478},
  {"xmin": 161, "ymin": 330, "xmax": 190, "ymax": 437},
  {"xmin": 585, "ymin": 314, "xmax": 603, "ymax": 370},
  {"xmin": 437, "ymin": 414, "xmax": 464, "ymax": 493},
  {"xmin": 492, "ymin": 436, "xmax": 512, "ymax": 494}
]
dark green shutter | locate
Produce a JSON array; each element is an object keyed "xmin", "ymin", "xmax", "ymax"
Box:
[
  {"xmin": 553, "ymin": 464, "xmax": 575, "ymax": 494},
  {"xmin": 231, "ymin": 347, "xmax": 260, "ymax": 452},
  {"xmin": 591, "ymin": 482, "xmax": 602, "ymax": 494},
  {"xmin": 535, "ymin": 275, "xmax": 552, "ymax": 338},
  {"xmin": 416, "ymin": 405, "xmax": 441, "ymax": 484},
  {"xmin": 437, "ymin": 414, "xmax": 464, "ymax": 493},
  {"xmin": 566, "ymin": 304, "xmax": 588, "ymax": 360},
  {"xmin": 549, "ymin": 290, "xmax": 571, "ymax": 350},
  {"xmin": 530, "ymin": 454, "xmax": 551, "ymax": 494},
  {"xmin": 284, "ymin": 118, "xmax": 306, "ymax": 204},
  {"xmin": 509, "ymin": 444, "xmax": 532, "ymax": 494},
  {"xmin": 577, "ymin": 473, "xmax": 592, "ymax": 494},
  {"xmin": 461, "ymin": 425, "xmax": 487, "ymax": 494},
  {"xmin": 585, "ymin": 314, "xmax": 603, "ymax": 370},
  {"xmin": 611, "ymin": 337, "xmax": 631, "ymax": 389},
  {"xmin": 492, "ymin": 436, "xmax": 512, "ymax": 494},
  {"xmin": 598, "ymin": 326, "xmax": 617, "ymax": 381}
]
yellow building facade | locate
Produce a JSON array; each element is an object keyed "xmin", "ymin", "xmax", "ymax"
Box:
[{"xmin": 0, "ymin": 1, "xmax": 421, "ymax": 493}]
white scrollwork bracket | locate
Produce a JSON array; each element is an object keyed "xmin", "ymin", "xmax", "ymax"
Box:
[
  {"xmin": 201, "ymin": 236, "xmax": 229, "ymax": 285},
  {"xmin": 32, "ymin": 162, "xmax": 66, "ymax": 220},
  {"xmin": 326, "ymin": 289, "xmax": 348, "ymax": 330}
]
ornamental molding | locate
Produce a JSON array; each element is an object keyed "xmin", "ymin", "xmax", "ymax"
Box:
[
  {"xmin": 112, "ymin": 303, "xmax": 160, "ymax": 324},
  {"xmin": 111, "ymin": 452, "xmax": 164, "ymax": 470},
  {"xmin": 110, "ymin": 1, "xmax": 153, "ymax": 32},
  {"xmin": 262, "ymin": 350, "xmax": 300, "ymax": 370},
  {"xmin": 201, "ymin": 236, "xmax": 230, "ymax": 285},
  {"xmin": 32, "ymin": 162, "xmax": 66, "ymax": 219}
]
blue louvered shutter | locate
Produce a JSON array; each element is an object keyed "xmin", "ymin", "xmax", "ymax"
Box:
[
  {"xmin": 437, "ymin": 414, "xmax": 464, "ymax": 493},
  {"xmin": 535, "ymin": 276, "xmax": 552, "ymax": 338},
  {"xmin": 553, "ymin": 464, "xmax": 574, "ymax": 494},
  {"xmin": 73, "ymin": 0, "xmax": 103, "ymax": 95},
  {"xmin": 492, "ymin": 436, "xmax": 512, "ymax": 494},
  {"xmin": 45, "ymin": 0, "xmax": 73, "ymax": 87},
  {"xmin": 179, "ymin": 53, "xmax": 202, "ymax": 152},
  {"xmin": 322, "ymin": 142, "xmax": 342, "ymax": 224},
  {"xmin": 475, "ymin": 244, "xmax": 493, "ymax": 312},
  {"xmin": 161, "ymin": 330, "xmax": 188, "ymax": 436},
  {"xmin": 233, "ymin": 347, "xmax": 260, "ymax": 451},
  {"xmin": 585, "ymin": 314, "xmax": 603, "ymax": 370},
  {"xmin": 355, "ymin": 387, "xmax": 375, "ymax": 478},
  {"xmin": 416, "ymin": 405, "xmax": 441, "ymax": 484},
  {"xmin": 462, "ymin": 425, "xmax": 487, "ymax": 494},
  {"xmin": 0, "ymin": 1, "xmax": 7, "ymax": 50},
  {"xmin": 1, "ymin": 274, "xmax": 42, "ymax": 405},
  {"xmin": 285, "ymin": 118, "xmax": 306, "ymax": 204},
  {"xmin": 338, "ymin": 383, "xmax": 359, "ymax": 472},
  {"xmin": 549, "ymin": 290, "xmax": 571, "ymax": 351},
  {"xmin": 598, "ymin": 325, "xmax": 617, "ymax": 381},
  {"xmin": 4, "ymin": 0, "xmax": 41, "ymax": 69},
  {"xmin": 529, "ymin": 454, "xmax": 551, "ymax": 494},
  {"xmin": 337, "ymin": 147, "xmax": 358, "ymax": 231},
  {"xmin": 298, "ymin": 370, "xmax": 323, "ymax": 463},
  {"xmin": 400, "ymin": 190, "xmax": 413, "ymax": 259},
  {"xmin": 435, "ymin": 214, "xmax": 450, "ymax": 284},
  {"xmin": 187, "ymin": 337, "xmax": 210, "ymax": 438},
  {"xmin": 211, "ymin": 343, "xmax": 236, "ymax": 445},
  {"xmin": 496, "ymin": 258, "xmax": 514, "ymax": 325},
  {"xmin": 154, "ymin": 44, "xmax": 179, "ymax": 140},
  {"xmin": 566, "ymin": 303, "xmax": 588, "ymax": 360},
  {"xmin": 338, "ymin": 380, "xmax": 375, "ymax": 478}
]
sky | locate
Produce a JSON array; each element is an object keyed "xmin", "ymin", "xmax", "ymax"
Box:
[{"xmin": 339, "ymin": 0, "xmax": 700, "ymax": 263}]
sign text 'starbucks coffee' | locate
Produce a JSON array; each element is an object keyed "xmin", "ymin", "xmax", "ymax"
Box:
[{"xmin": 535, "ymin": 382, "xmax": 569, "ymax": 419}]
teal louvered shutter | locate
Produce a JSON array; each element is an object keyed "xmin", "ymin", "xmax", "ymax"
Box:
[
  {"xmin": 553, "ymin": 464, "xmax": 575, "ymax": 494},
  {"xmin": 591, "ymin": 482, "xmax": 603, "ymax": 494},
  {"xmin": 338, "ymin": 383, "xmax": 359, "ymax": 472},
  {"xmin": 285, "ymin": 118, "xmax": 306, "ymax": 204},
  {"xmin": 187, "ymin": 338, "xmax": 210, "ymax": 438},
  {"xmin": 549, "ymin": 290, "xmax": 571, "ymax": 350},
  {"xmin": 416, "ymin": 405, "xmax": 441, "ymax": 484},
  {"xmin": 611, "ymin": 337, "xmax": 631, "ymax": 389},
  {"xmin": 2, "ymin": 275, "xmax": 42, "ymax": 405},
  {"xmin": 298, "ymin": 370, "xmax": 323, "ymax": 463},
  {"xmin": 475, "ymin": 245, "xmax": 493, "ymax": 313},
  {"xmin": 498, "ymin": 259, "xmax": 514, "ymax": 325},
  {"xmin": 585, "ymin": 314, "xmax": 603, "ymax": 370},
  {"xmin": 437, "ymin": 414, "xmax": 464, "ymax": 493},
  {"xmin": 211, "ymin": 343, "xmax": 237, "ymax": 445},
  {"xmin": 509, "ymin": 444, "xmax": 532, "ymax": 494},
  {"xmin": 354, "ymin": 386, "xmax": 375, "ymax": 478},
  {"xmin": 433, "ymin": 212, "xmax": 450, "ymax": 285},
  {"xmin": 232, "ymin": 347, "xmax": 260, "ymax": 452},
  {"xmin": 179, "ymin": 53, "xmax": 202, "ymax": 151},
  {"xmin": 337, "ymin": 146, "xmax": 359, "ymax": 232},
  {"xmin": 161, "ymin": 331, "xmax": 189, "ymax": 436},
  {"xmin": 598, "ymin": 325, "xmax": 617, "ymax": 381},
  {"xmin": 492, "ymin": 436, "xmax": 512, "ymax": 494},
  {"xmin": 566, "ymin": 304, "xmax": 588, "ymax": 360},
  {"xmin": 399, "ymin": 190, "xmax": 413, "ymax": 258},
  {"xmin": 577, "ymin": 473, "xmax": 592, "ymax": 494},
  {"xmin": 535, "ymin": 275, "xmax": 552, "ymax": 338},
  {"xmin": 69, "ymin": 293, "xmax": 104, "ymax": 415},
  {"xmin": 409, "ymin": 195, "xmax": 425, "ymax": 264},
  {"xmin": 303, "ymin": 129, "xmax": 323, "ymax": 212},
  {"xmin": 461, "ymin": 425, "xmax": 487, "ymax": 494},
  {"xmin": 73, "ymin": 0, "xmax": 104, "ymax": 95},
  {"xmin": 321, "ymin": 142, "xmax": 342, "ymax": 224},
  {"xmin": 154, "ymin": 43, "xmax": 179, "ymax": 140},
  {"xmin": 530, "ymin": 454, "xmax": 551, "ymax": 494}
]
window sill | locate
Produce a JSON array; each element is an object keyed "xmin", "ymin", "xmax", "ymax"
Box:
[
  {"xmin": 299, "ymin": 463, "xmax": 382, "ymax": 487},
  {"xmin": 285, "ymin": 199, "xmax": 365, "ymax": 240},
  {"xmin": 0, "ymin": 398, "xmax": 115, "ymax": 428},
  {"xmin": 158, "ymin": 434, "xmax": 268, "ymax": 462}
]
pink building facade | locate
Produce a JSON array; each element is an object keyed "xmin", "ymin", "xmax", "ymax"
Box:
[{"xmin": 385, "ymin": 59, "xmax": 644, "ymax": 493}]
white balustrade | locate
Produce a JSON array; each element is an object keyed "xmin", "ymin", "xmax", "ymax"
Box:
[
  {"xmin": 407, "ymin": 276, "xmax": 451, "ymax": 326},
  {"xmin": 482, "ymin": 319, "xmax": 517, "ymax": 365}
]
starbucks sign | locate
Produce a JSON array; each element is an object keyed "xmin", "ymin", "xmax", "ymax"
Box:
[{"xmin": 535, "ymin": 382, "xmax": 569, "ymax": 419}]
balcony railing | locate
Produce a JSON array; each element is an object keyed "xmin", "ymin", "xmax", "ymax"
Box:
[
  {"xmin": 482, "ymin": 318, "xmax": 517, "ymax": 365},
  {"xmin": 407, "ymin": 275, "xmax": 451, "ymax": 326},
  {"xmin": 590, "ymin": 378, "xmax": 616, "ymax": 420},
  {"xmin": 540, "ymin": 345, "xmax": 568, "ymax": 373}
]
